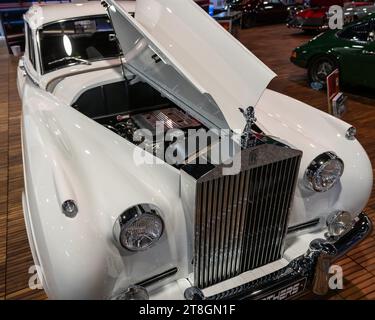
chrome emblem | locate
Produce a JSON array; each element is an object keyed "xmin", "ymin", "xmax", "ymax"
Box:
[{"xmin": 240, "ymin": 106, "xmax": 257, "ymax": 149}]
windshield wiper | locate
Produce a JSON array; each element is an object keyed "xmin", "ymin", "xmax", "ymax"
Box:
[{"xmin": 48, "ymin": 56, "xmax": 92, "ymax": 66}]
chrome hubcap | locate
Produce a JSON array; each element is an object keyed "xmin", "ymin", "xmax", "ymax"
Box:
[{"xmin": 316, "ymin": 62, "xmax": 333, "ymax": 80}]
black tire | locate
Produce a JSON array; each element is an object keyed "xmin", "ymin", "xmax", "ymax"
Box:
[{"xmin": 308, "ymin": 56, "xmax": 337, "ymax": 87}]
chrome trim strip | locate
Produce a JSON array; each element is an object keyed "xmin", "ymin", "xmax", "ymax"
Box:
[
  {"xmin": 23, "ymin": 63, "xmax": 40, "ymax": 88},
  {"xmin": 279, "ymin": 156, "xmax": 301, "ymax": 255},
  {"xmin": 136, "ymin": 268, "xmax": 178, "ymax": 288},
  {"xmin": 287, "ymin": 218, "xmax": 321, "ymax": 234}
]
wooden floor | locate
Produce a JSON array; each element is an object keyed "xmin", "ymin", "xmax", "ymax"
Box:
[{"xmin": 0, "ymin": 24, "xmax": 374, "ymax": 300}]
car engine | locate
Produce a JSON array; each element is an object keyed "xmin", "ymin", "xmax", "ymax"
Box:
[{"xmin": 96, "ymin": 106, "xmax": 208, "ymax": 166}]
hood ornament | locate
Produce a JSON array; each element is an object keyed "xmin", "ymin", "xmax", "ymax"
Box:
[{"xmin": 240, "ymin": 106, "xmax": 257, "ymax": 149}]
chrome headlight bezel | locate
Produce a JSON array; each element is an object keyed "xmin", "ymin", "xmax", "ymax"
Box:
[
  {"xmin": 113, "ymin": 204, "xmax": 164, "ymax": 252},
  {"xmin": 304, "ymin": 152, "xmax": 344, "ymax": 192}
]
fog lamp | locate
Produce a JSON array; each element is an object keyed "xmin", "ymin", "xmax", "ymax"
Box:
[{"xmin": 326, "ymin": 211, "xmax": 353, "ymax": 238}]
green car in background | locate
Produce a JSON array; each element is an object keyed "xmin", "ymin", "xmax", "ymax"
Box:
[{"xmin": 291, "ymin": 15, "xmax": 375, "ymax": 89}]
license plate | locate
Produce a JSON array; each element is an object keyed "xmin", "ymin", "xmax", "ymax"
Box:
[{"xmin": 257, "ymin": 278, "xmax": 307, "ymax": 300}]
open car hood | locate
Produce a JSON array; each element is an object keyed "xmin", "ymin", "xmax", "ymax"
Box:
[{"xmin": 106, "ymin": 0, "xmax": 275, "ymax": 130}]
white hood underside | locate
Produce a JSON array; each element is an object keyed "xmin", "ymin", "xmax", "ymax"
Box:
[{"xmin": 106, "ymin": 0, "xmax": 276, "ymax": 130}]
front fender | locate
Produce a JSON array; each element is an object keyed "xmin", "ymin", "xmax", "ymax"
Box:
[
  {"xmin": 257, "ymin": 89, "xmax": 372, "ymax": 227},
  {"xmin": 21, "ymin": 84, "xmax": 190, "ymax": 299}
]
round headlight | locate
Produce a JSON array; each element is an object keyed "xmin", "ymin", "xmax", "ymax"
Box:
[
  {"xmin": 304, "ymin": 152, "xmax": 344, "ymax": 192},
  {"xmin": 114, "ymin": 204, "xmax": 164, "ymax": 252},
  {"xmin": 326, "ymin": 211, "xmax": 353, "ymax": 237}
]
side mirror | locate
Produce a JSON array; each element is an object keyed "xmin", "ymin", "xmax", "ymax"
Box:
[
  {"xmin": 367, "ymin": 31, "xmax": 375, "ymax": 42},
  {"xmin": 18, "ymin": 57, "xmax": 26, "ymax": 77},
  {"xmin": 109, "ymin": 33, "xmax": 117, "ymax": 42},
  {"xmin": 18, "ymin": 57, "xmax": 25, "ymax": 70}
]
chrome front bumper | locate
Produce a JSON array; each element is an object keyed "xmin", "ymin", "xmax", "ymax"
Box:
[
  {"xmin": 309, "ymin": 212, "xmax": 372, "ymax": 295},
  {"xmin": 184, "ymin": 212, "xmax": 372, "ymax": 300}
]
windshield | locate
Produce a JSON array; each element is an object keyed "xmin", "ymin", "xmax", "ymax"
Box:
[{"xmin": 39, "ymin": 15, "xmax": 121, "ymax": 74}]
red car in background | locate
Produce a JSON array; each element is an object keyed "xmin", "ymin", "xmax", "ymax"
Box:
[{"xmin": 287, "ymin": 0, "xmax": 372, "ymax": 31}]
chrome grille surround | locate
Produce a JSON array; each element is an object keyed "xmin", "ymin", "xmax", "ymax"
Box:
[{"xmin": 181, "ymin": 144, "xmax": 302, "ymax": 289}]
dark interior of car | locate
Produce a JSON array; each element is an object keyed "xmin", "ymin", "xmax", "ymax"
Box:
[
  {"xmin": 40, "ymin": 32, "xmax": 120, "ymax": 72},
  {"xmin": 72, "ymin": 80, "xmax": 171, "ymax": 119}
]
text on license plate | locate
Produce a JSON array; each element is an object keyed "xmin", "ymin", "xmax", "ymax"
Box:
[{"xmin": 259, "ymin": 278, "xmax": 307, "ymax": 300}]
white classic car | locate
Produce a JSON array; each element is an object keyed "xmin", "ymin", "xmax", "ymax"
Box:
[{"xmin": 18, "ymin": 0, "xmax": 372, "ymax": 300}]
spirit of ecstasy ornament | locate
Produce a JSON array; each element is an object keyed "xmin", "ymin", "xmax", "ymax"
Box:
[{"xmin": 240, "ymin": 106, "xmax": 257, "ymax": 149}]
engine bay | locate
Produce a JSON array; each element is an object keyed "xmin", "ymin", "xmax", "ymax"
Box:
[
  {"xmin": 72, "ymin": 79, "xmax": 220, "ymax": 166},
  {"xmin": 73, "ymin": 79, "xmax": 284, "ymax": 167},
  {"xmin": 95, "ymin": 105, "xmax": 210, "ymax": 166}
]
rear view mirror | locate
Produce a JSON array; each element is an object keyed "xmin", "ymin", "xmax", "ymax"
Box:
[
  {"xmin": 109, "ymin": 33, "xmax": 117, "ymax": 42},
  {"xmin": 19, "ymin": 57, "xmax": 25, "ymax": 69},
  {"xmin": 367, "ymin": 31, "xmax": 375, "ymax": 42}
]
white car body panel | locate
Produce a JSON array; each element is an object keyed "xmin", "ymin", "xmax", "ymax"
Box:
[
  {"xmin": 39, "ymin": 59, "xmax": 123, "ymax": 92},
  {"xmin": 18, "ymin": 0, "xmax": 372, "ymax": 300},
  {"xmin": 21, "ymin": 81, "xmax": 190, "ymax": 299},
  {"xmin": 51, "ymin": 63, "xmax": 125, "ymax": 105}
]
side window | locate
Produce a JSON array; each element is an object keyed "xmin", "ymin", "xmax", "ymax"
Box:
[
  {"xmin": 26, "ymin": 23, "xmax": 36, "ymax": 69},
  {"xmin": 338, "ymin": 21, "xmax": 372, "ymax": 42}
]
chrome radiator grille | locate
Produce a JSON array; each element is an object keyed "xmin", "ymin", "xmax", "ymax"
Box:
[{"xmin": 188, "ymin": 144, "xmax": 302, "ymax": 289}]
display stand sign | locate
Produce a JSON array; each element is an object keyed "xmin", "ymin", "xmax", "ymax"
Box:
[
  {"xmin": 332, "ymin": 92, "xmax": 347, "ymax": 118},
  {"xmin": 327, "ymin": 69, "xmax": 346, "ymax": 118}
]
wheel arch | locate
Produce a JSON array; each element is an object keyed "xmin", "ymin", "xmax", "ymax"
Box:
[{"xmin": 306, "ymin": 51, "xmax": 340, "ymax": 70}]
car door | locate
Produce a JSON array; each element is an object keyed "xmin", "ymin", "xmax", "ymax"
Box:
[
  {"xmin": 360, "ymin": 31, "xmax": 375, "ymax": 88},
  {"xmin": 334, "ymin": 19, "xmax": 375, "ymax": 87}
]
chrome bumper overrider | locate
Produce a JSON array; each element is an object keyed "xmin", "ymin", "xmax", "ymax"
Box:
[
  {"xmin": 184, "ymin": 212, "xmax": 372, "ymax": 300},
  {"xmin": 310, "ymin": 212, "xmax": 372, "ymax": 295}
]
